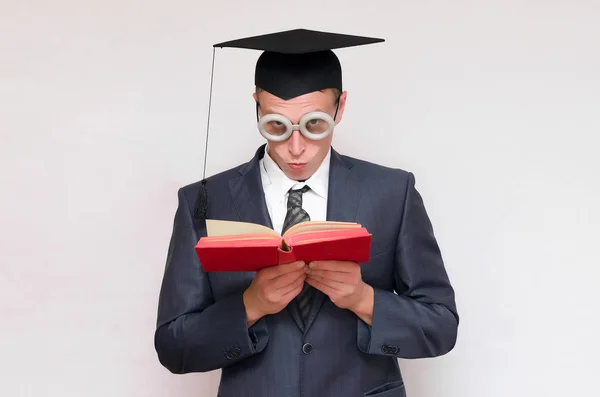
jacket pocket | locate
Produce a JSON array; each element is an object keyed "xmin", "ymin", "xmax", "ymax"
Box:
[{"xmin": 364, "ymin": 380, "xmax": 406, "ymax": 397}]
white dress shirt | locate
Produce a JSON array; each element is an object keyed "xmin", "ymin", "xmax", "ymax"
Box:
[{"xmin": 259, "ymin": 145, "xmax": 331, "ymax": 235}]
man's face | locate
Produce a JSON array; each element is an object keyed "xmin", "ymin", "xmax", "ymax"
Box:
[{"xmin": 254, "ymin": 88, "xmax": 347, "ymax": 181}]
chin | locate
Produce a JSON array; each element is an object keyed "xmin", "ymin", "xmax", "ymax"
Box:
[{"xmin": 286, "ymin": 168, "xmax": 311, "ymax": 181}]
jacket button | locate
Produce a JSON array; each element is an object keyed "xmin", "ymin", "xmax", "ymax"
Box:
[
  {"xmin": 224, "ymin": 347, "xmax": 241, "ymax": 360},
  {"xmin": 381, "ymin": 345, "xmax": 390, "ymax": 354},
  {"xmin": 302, "ymin": 343, "xmax": 313, "ymax": 354}
]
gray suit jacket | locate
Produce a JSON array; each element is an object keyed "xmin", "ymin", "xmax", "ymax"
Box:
[{"xmin": 155, "ymin": 145, "xmax": 458, "ymax": 397}]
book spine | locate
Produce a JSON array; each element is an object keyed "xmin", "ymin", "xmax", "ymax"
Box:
[{"xmin": 277, "ymin": 246, "xmax": 297, "ymax": 264}]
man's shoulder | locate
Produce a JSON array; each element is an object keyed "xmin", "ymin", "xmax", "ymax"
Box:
[
  {"xmin": 339, "ymin": 151, "xmax": 412, "ymax": 182},
  {"xmin": 180, "ymin": 158, "xmax": 248, "ymax": 201}
]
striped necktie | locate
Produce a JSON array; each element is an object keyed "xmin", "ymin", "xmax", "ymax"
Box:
[
  {"xmin": 282, "ymin": 185, "xmax": 311, "ymax": 234},
  {"xmin": 281, "ymin": 185, "xmax": 314, "ymax": 325}
]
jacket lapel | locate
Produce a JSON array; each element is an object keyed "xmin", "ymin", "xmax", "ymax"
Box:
[
  {"xmin": 325, "ymin": 148, "xmax": 362, "ymax": 223},
  {"xmin": 228, "ymin": 145, "xmax": 273, "ymax": 229},
  {"xmin": 301, "ymin": 147, "xmax": 363, "ymax": 335}
]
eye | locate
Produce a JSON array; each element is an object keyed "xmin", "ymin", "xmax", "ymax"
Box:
[{"xmin": 308, "ymin": 119, "xmax": 320, "ymax": 125}]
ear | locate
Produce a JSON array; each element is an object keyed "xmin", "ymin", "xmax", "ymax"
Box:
[
  {"xmin": 253, "ymin": 92, "xmax": 262, "ymax": 119},
  {"xmin": 335, "ymin": 91, "xmax": 348, "ymax": 125}
]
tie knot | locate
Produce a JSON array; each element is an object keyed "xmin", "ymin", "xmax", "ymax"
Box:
[
  {"xmin": 290, "ymin": 185, "xmax": 310, "ymax": 195},
  {"xmin": 286, "ymin": 185, "xmax": 310, "ymax": 210}
]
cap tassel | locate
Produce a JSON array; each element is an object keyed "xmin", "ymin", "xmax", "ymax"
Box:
[
  {"xmin": 194, "ymin": 179, "xmax": 208, "ymax": 220},
  {"xmin": 194, "ymin": 47, "xmax": 216, "ymax": 221}
]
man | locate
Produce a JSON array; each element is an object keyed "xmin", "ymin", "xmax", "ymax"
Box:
[{"xmin": 154, "ymin": 29, "xmax": 458, "ymax": 397}]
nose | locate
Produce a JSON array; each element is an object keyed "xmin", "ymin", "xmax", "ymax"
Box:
[{"xmin": 288, "ymin": 130, "xmax": 305, "ymax": 157}]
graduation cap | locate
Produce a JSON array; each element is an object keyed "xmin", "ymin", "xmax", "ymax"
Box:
[
  {"xmin": 214, "ymin": 29, "xmax": 385, "ymax": 100},
  {"xmin": 194, "ymin": 29, "xmax": 385, "ymax": 220}
]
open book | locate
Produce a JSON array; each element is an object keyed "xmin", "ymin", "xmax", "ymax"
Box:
[{"xmin": 195, "ymin": 219, "xmax": 372, "ymax": 272}]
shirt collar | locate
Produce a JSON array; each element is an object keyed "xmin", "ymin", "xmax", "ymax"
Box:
[{"xmin": 262, "ymin": 144, "xmax": 330, "ymax": 201}]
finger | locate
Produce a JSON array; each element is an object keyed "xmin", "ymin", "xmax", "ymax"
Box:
[
  {"xmin": 280, "ymin": 274, "xmax": 306, "ymax": 299},
  {"xmin": 306, "ymin": 277, "xmax": 339, "ymax": 297},
  {"xmin": 309, "ymin": 260, "xmax": 358, "ymax": 272},
  {"xmin": 262, "ymin": 261, "xmax": 305, "ymax": 279},
  {"xmin": 273, "ymin": 268, "xmax": 306, "ymax": 289},
  {"xmin": 307, "ymin": 274, "xmax": 344, "ymax": 291},
  {"xmin": 306, "ymin": 269, "xmax": 356, "ymax": 284}
]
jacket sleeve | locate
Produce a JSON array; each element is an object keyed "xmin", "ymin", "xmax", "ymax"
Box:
[
  {"xmin": 154, "ymin": 188, "xmax": 269, "ymax": 373},
  {"xmin": 357, "ymin": 172, "xmax": 459, "ymax": 358}
]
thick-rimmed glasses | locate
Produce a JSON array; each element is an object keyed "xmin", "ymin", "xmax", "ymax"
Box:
[{"xmin": 256, "ymin": 100, "xmax": 340, "ymax": 142}]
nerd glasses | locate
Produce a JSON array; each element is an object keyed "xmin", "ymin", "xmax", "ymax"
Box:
[
  {"xmin": 256, "ymin": 100, "xmax": 340, "ymax": 142},
  {"xmin": 258, "ymin": 111, "xmax": 336, "ymax": 142}
]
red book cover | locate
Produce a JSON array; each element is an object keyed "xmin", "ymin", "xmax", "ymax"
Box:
[{"xmin": 195, "ymin": 220, "xmax": 372, "ymax": 272}]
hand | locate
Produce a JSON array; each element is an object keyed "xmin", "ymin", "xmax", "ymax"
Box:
[
  {"xmin": 305, "ymin": 260, "xmax": 374, "ymax": 325},
  {"xmin": 243, "ymin": 261, "xmax": 306, "ymax": 327}
]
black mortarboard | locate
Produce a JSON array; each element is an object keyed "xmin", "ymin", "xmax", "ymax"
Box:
[
  {"xmin": 194, "ymin": 29, "xmax": 385, "ymax": 220},
  {"xmin": 214, "ymin": 29, "xmax": 385, "ymax": 100}
]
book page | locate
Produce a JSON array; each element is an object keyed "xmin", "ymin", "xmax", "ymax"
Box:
[
  {"xmin": 206, "ymin": 219, "xmax": 280, "ymax": 237},
  {"xmin": 284, "ymin": 227, "xmax": 371, "ymax": 247},
  {"xmin": 283, "ymin": 220, "xmax": 361, "ymax": 237}
]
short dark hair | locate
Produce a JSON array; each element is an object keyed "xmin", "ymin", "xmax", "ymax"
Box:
[{"xmin": 255, "ymin": 87, "xmax": 340, "ymax": 103}]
